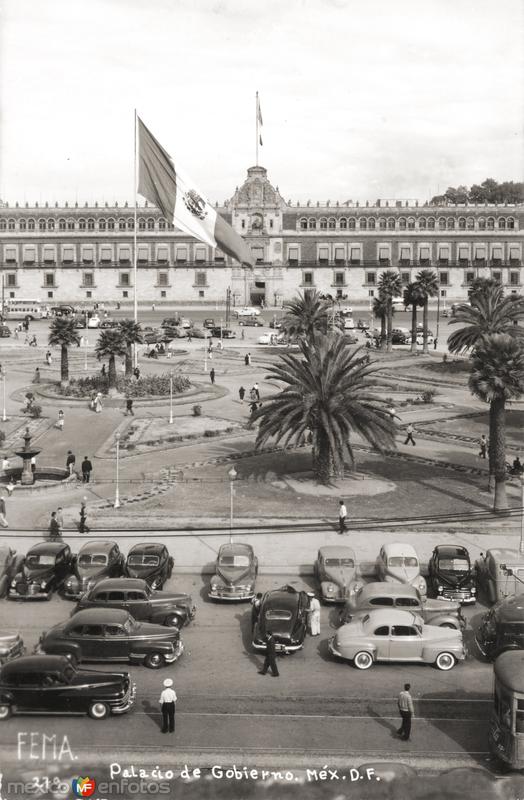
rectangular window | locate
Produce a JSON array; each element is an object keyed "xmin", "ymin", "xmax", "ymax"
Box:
[
  {"xmin": 6, "ymin": 274, "xmax": 16, "ymax": 287},
  {"xmin": 43, "ymin": 247, "xmax": 56, "ymax": 264},
  {"xmin": 137, "ymin": 245, "xmax": 149, "ymax": 264},
  {"xmin": 214, "ymin": 249, "xmax": 225, "ymax": 263},
  {"xmin": 44, "ymin": 273, "xmax": 55, "ymax": 287},
  {"xmin": 47, "ymin": 291, "xmax": 54, "ymax": 299},
  {"xmin": 366, "ymin": 272, "xmax": 376, "ymax": 285},
  {"xmin": 492, "ymin": 271, "xmax": 502, "ymax": 283},
  {"xmin": 334, "ymin": 247, "xmax": 345, "ymax": 264},
  {"xmin": 400, "ymin": 272, "xmax": 410, "ymax": 285},
  {"xmin": 160, "ymin": 290, "xmax": 166, "ymax": 298},
  {"xmin": 510, "ymin": 271, "xmax": 520, "ymax": 286},
  {"xmin": 318, "ymin": 246, "xmax": 329, "ymax": 264},
  {"xmin": 419, "ymin": 246, "xmax": 431, "ymax": 265},
  {"xmin": 199, "ymin": 290, "xmax": 205, "ymax": 298},
  {"xmin": 399, "ymin": 247, "xmax": 411, "ymax": 265},
  {"xmin": 83, "ymin": 272, "xmax": 94, "ymax": 288},
  {"xmin": 288, "ymin": 246, "xmax": 299, "ymax": 264},
  {"xmin": 23, "ymin": 246, "xmax": 36, "ymax": 264},
  {"xmin": 302, "ymin": 271, "xmax": 314, "ymax": 286},
  {"xmin": 438, "ymin": 246, "xmax": 450, "ymax": 264},
  {"xmin": 491, "ymin": 246, "xmax": 503, "ymax": 265},
  {"xmin": 82, "ymin": 247, "xmax": 94, "ymax": 264},
  {"xmin": 194, "ymin": 247, "xmax": 206, "ymax": 263},
  {"xmin": 350, "ymin": 246, "xmax": 361, "ymax": 265},
  {"xmin": 100, "ymin": 247, "xmax": 112, "ymax": 263},
  {"xmin": 86, "ymin": 290, "xmax": 92, "ymax": 299},
  {"xmin": 119, "ymin": 272, "xmax": 130, "ymax": 287},
  {"xmin": 439, "ymin": 272, "xmax": 449, "ymax": 286},
  {"xmin": 62, "ymin": 246, "xmax": 74, "ymax": 264},
  {"xmin": 156, "ymin": 246, "xmax": 169, "ymax": 264},
  {"xmin": 122, "ymin": 290, "xmax": 128, "ymax": 298},
  {"xmin": 378, "ymin": 247, "xmax": 389, "ymax": 265},
  {"xmin": 458, "ymin": 246, "xmax": 469, "ymax": 265},
  {"xmin": 474, "ymin": 246, "xmax": 487, "ymax": 263},
  {"xmin": 241, "ymin": 219, "xmax": 245, "ymax": 229},
  {"xmin": 176, "ymin": 247, "xmax": 188, "ymax": 263},
  {"xmin": 334, "ymin": 271, "xmax": 345, "ymax": 286},
  {"xmin": 509, "ymin": 247, "xmax": 521, "ymax": 264},
  {"xmin": 368, "ymin": 289, "xmax": 375, "ymax": 297},
  {"xmin": 269, "ymin": 219, "xmax": 273, "ymax": 229},
  {"xmin": 195, "ymin": 271, "xmax": 207, "ymax": 287},
  {"xmin": 4, "ymin": 247, "xmax": 17, "ymax": 263},
  {"xmin": 440, "ymin": 289, "xmax": 447, "ymax": 298},
  {"xmin": 119, "ymin": 247, "xmax": 131, "ymax": 264},
  {"xmin": 465, "ymin": 271, "xmax": 475, "ymax": 285},
  {"xmin": 336, "ymin": 288, "xmax": 343, "ymax": 299},
  {"xmin": 158, "ymin": 272, "xmax": 168, "ymax": 286}
]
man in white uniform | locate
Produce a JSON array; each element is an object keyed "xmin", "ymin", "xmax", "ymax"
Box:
[
  {"xmin": 308, "ymin": 592, "xmax": 321, "ymax": 636},
  {"xmin": 159, "ymin": 678, "xmax": 177, "ymax": 734}
]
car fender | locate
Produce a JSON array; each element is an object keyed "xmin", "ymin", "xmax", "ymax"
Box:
[
  {"xmin": 320, "ymin": 580, "xmax": 342, "ymax": 600},
  {"xmin": 341, "ymin": 642, "xmax": 377, "ymax": 660},
  {"xmin": 0, "ymin": 690, "xmax": 15, "ymax": 705},
  {"xmin": 426, "ymin": 612, "xmax": 460, "ymax": 629},
  {"xmin": 150, "ymin": 608, "xmax": 182, "ymax": 625},
  {"xmin": 44, "ymin": 643, "xmax": 82, "ymax": 661},
  {"xmin": 0, "ymin": 575, "xmax": 7, "ymax": 598}
]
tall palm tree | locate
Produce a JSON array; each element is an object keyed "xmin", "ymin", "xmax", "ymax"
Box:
[
  {"xmin": 377, "ymin": 271, "xmax": 402, "ymax": 353},
  {"xmin": 372, "ymin": 295, "xmax": 388, "ymax": 350},
  {"xmin": 415, "ymin": 269, "xmax": 439, "ymax": 354},
  {"xmin": 467, "ymin": 276, "xmax": 502, "ymax": 302},
  {"xmin": 48, "ymin": 317, "xmax": 81, "ymax": 387},
  {"xmin": 469, "ymin": 334, "xmax": 524, "ymax": 512},
  {"xmin": 403, "ymin": 282, "xmax": 426, "ymax": 354},
  {"xmin": 95, "ymin": 329, "xmax": 126, "ymax": 390},
  {"xmin": 253, "ymin": 336, "xmax": 397, "ymax": 484},
  {"xmin": 118, "ymin": 319, "xmax": 143, "ymax": 377},
  {"xmin": 448, "ymin": 286, "xmax": 524, "ymax": 354},
  {"xmin": 281, "ymin": 290, "xmax": 330, "ymax": 340}
]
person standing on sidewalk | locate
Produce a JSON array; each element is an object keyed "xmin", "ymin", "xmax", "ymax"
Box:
[
  {"xmin": 125, "ymin": 397, "xmax": 134, "ymax": 416},
  {"xmin": 209, "ymin": 368, "xmax": 215, "ymax": 385},
  {"xmin": 239, "ymin": 386, "xmax": 245, "ymax": 403},
  {"xmin": 48, "ymin": 512, "xmax": 61, "ymax": 541},
  {"xmin": 0, "ymin": 494, "xmax": 8, "ymax": 528},
  {"xmin": 479, "ymin": 434, "xmax": 488, "ymax": 459},
  {"xmin": 56, "ymin": 507, "xmax": 64, "ymax": 535},
  {"xmin": 159, "ymin": 678, "xmax": 177, "ymax": 734},
  {"xmin": 338, "ymin": 500, "xmax": 347, "ymax": 534},
  {"xmin": 66, "ymin": 450, "xmax": 76, "ymax": 475},
  {"xmin": 79, "ymin": 500, "xmax": 89, "ymax": 533},
  {"xmin": 308, "ymin": 593, "xmax": 321, "ymax": 636},
  {"xmin": 397, "ymin": 683, "xmax": 414, "ymax": 741},
  {"xmin": 81, "ymin": 456, "xmax": 93, "ymax": 483},
  {"xmin": 259, "ymin": 633, "xmax": 279, "ymax": 677},
  {"xmin": 404, "ymin": 424, "xmax": 416, "ymax": 446}
]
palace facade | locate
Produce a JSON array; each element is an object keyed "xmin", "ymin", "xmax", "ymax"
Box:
[{"xmin": 0, "ymin": 166, "xmax": 523, "ymax": 307}]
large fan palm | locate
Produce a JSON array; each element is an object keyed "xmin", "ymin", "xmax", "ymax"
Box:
[
  {"xmin": 372, "ymin": 295, "xmax": 388, "ymax": 349},
  {"xmin": 281, "ymin": 291, "xmax": 330, "ymax": 340},
  {"xmin": 48, "ymin": 317, "xmax": 81, "ymax": 387},
  {"xmin": 377, "ymin": 271, "xmax": 402, "ymax": 352},
  {"xmin": 95, "ymin": 329, "xmax": 126, "ymax": 389},
  {"xmin": 415, "ymin": 269, "xmax": 439, "ymax": 354},
  {"xmin": 469, "ymin": 334, "xmax": 524, "ymax": 512},
  {"xmin": 253, "ymin": 335, "xmax": 397, "ymax": 484},
  {"xmin": 118, "ymin": 319, "xmax": 144, "ymax": 377},
  {"xmin": 403, "ymin": 282, "xmax": 426, "ymax": 354},
  {"xmin": 448, "ymin": 286, "xmax": 524, "ymax": 354},
  {"xmin": 467, "ymin": 276, "xmax": 502, "ymax": 302}
]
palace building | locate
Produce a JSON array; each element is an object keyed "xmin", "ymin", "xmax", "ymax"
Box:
[{"xmin": 0, "ymin": 165, "xmax": 522, "ymax": 306}]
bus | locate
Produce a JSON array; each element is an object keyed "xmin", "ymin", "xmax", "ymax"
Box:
[
  {"xmin": 489, "ymin": 651, "xmax": 524, "ymax": 769},
  {"xmin": 1, "ymin": 299, "xmax": 50, "ymax": 320}
]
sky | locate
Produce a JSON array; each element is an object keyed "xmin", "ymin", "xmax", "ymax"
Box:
[{"xmin": 0, "ymin": 0, "xmax": 523, "ymax": 206}]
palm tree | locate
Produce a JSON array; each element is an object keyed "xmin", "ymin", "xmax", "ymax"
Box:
[
  {"xmin": 469, "ymin": 334, "xmax": 524, "ymax": 512},
  {"xmin": 95, "ymin": 329, "xmax": 126, "ymax": 390},
  {"xmin": 281, "ymin": 290, "xmax": 330, "ymax": 340},
  {"xmin": 48, "ymin": 317, "xmax": 81, "ymax": 387},
  {"xmin": 467, "ymin": 276, "xmax": 502, "ymax": 302},
  {"xmin": 403, "ymin": 282, "xmax": 426, "ymax": 354},
  {"xmin": 377, "ymin": 271, "xmax": 402, "ymax": 352},
  {"xmin": 253, "ymin": 336, "xmax": 397, "ymax": 484},
  {"xmin": 415, "ymin": 269, "xmax": 439, "ymax": 354},
  {"xmin": 448, "ymin": 286, "xmax": 524, "ymax": 354},
  {"xmin": 372, "ymin": 295, "xmax": 388, "ymax": 350},
  {"xmin": 118, "ymin": 319, "xmax": 143, "ymax": 377}
]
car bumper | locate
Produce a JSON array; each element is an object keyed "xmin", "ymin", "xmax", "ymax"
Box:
[
  {"xmin": 164, "ymin": 641, "xmax": 184, "ymax": 664},
  {"xmin": 0, "ymin": 643, "xmax": 25, "ymax": 664},
  {"xmin": 437, "ymin": 589, "xmax": 476, "ymax": 604},
  {"xmin": 328, "ymin": 637, "xmax": 343, "ymax": 658},
  {"xmin": 209, "ymin": 587, "xmax": 254, "ymax": 601},
  {"xmin": 8, "ymin": 586, "xmax": 51, "ymax": 600},
  {"xmin": 111, "ymin": 682, "xmax": 137, "ymax": 715},
  {"xmin": 252, "ymin": 641, "xmax": 302, "ymax": 654}
]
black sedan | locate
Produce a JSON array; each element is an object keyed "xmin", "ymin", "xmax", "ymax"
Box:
[
  {"xmin": 209, "ymin": 327, "xmax": 236, "ymax": 339},
  {"xmin": 0, "ymin": 545, "xmax": 22, "ymax": 598},
  {"xmin": 238, "ymin": 318, "xmax": 265, "ymax": 327},
  {"xmin": 9, "ymin": 542, "xmax": 74, "ymax": 600},
  {"xmin": 252, "ymin": 585, "xmax": 309, "ymax": 653},
  {"xmin": 37, "ymin": 608, "xmax": 183, "ymax": 669},
  {"xmin": 428, "ymin": 545, "xmax": 477, "ymax": 604},
  {"xmin": 63, "ymin": 541, "xmax": 124, "ymax": 600},
  {"xmin": 124, "ymin": 542, "xmax": 173, "ymax": 589},
  {"xmin": 0, "ymin": 655, "xmax": 135, "ymax": 720}
]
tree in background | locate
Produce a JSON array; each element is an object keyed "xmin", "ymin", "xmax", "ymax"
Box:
[
  {"xmin": 415, "ymin": 270, "xmax": 439, "ymax": 354},
  {"xmin": 448, "ymin": 286, "xmax": 524, "ymax": 354},
  {"xmin": 403, "ymin": 282, "xmax": 426, "ymax": 354},
  {"xmin": 118, "ymin": 319, "xmax": 143, "ymax": 377},
  {"xmin": 377, "ymin": 271, "xmax": 402, "ymax": 353},
  {"xmin": 48, "ymin": 317, "xmax": 81, "ymax": 387},
  {"xmin": 281, "ymin": 290, "xmax": 330, "ymax": 340},
  {"xmin": 430, "ymin": 179, "xmax": 524, "ymax": 205},
  {"xmin": 372, "ymin": 295, "xmax": 388, "ymax": 350},
  {"xmin": 95, "ymin": 329, "xmax": 126, "ymax": 390}
]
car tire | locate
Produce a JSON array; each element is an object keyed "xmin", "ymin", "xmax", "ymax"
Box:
[
  {"xmin": 353, "ymin": 651, "xmax": 373, "ymax": 670},
  {"xmin": 144, "ymin": 652, "xmax": 166, "ymax": 669},
  {"xmin": 88, "ymin": 701, "xmax": 110, "ymax": 720},
  {"xmin": 435, "ymin": 652, "xmax": 456, "ymax": 671},
  {"xmin": 0, "ymin": 704, "xmax": 12, "ymax": 720},
  {"xmin": 164, "ymin": 614, "xmax": 182, "ymax": 629}
]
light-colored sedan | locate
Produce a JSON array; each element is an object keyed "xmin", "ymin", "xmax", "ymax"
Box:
[
  {"xmin": 376, "ymin": 543, "xmax": 427, "ymax": 597},
  {"xmin": 235, "ymin": 307, "xmax": 261, "ymax": 317},
  {"xmin": 258, "ymin": 333, "xmax": 285, "ymax": 345},
  {"xmin": 328, "ymin": 608, "xmax": 466, "ymax": 670}
]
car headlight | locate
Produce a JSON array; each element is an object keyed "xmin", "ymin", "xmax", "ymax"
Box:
[
  {"xmin": 151, "ymin": 578, "xmax": 161, "ymax": 589},
  {"xmin": 40, "ymin": 581, "xmax": 47, "ymax": 590},
  {"xmin": 471, "ymin": 586, "xmax": 476, "ymax": 593},
  {"xmin": 418, "ymin": 578, "xmax": 426, "ymax": 592},
  {"xmin": 437, "ymin": 584, "xmax": 443, "ymax": 592},
  {"xmin": 325, "ymin": 583, "xmax": 335, "ymax": 593},
  {"xmin": 10, "ymin": 579, "xmax": 16, "ymax": 588},
  {"xmin": 210, "ymin": 585, "xmax": 218, "ymax": 593}
]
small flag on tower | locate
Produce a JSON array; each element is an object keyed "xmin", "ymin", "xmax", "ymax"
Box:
[{"xmin": 257, "ymin": 96, "xmax": 263, "ymax": 127}]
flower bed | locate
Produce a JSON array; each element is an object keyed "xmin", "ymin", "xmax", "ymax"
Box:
[{"xmin": 58, "ymin": 373, "xmax": 191, "ymax": 398}]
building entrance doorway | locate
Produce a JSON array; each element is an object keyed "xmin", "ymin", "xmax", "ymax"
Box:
[{"xmin": 250, "ymin": 280, "xmax": 266, "ymax": 306}]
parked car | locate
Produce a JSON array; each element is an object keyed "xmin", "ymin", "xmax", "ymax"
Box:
[
  {"xmin": 234, "ymin": 307, "xmax": 261, "ymax": 317},
  {"xmin": 143, "ymin": 329, "xmax": 167, "ymax": 345},
  {"xmin": 258, "ymin": 333, "xmax": 283, "ymax": 345},
  {"xmin": 0, "ymin": 545, "xmax": 23, "ymax": 597},
  {"xmin": 341, "ymin": 583, "xmax": 464, "ymax": 629},
  {"xmin": 37, "ymin": 608, "xmax": 183, "ymax": 669},
  {"xmin": 0, "ymin": 632, "xmax": 25, "ymax": 664},
  {"xmin": 63, "ymin": 541, "xmax": 124, "ymax": 600},
  {"xmin": 252, "ymin": 585, "xmax": 309, "ymax": 653},
  {"xmin": 209, "ymin": 543, "xmax": 258, "ymax": 601},
  {"xmin": 73, "ymin": 316, "xmax": 87, "ymax": 329},
  {"xmin": 161, "ymin": 316, "xmax": 181, "ymax": 329},
  {"xmin": 428, "ymin": 545, "xmax": 476, "ymax": 604},
  {"xmin": 356, "ymin": 319, "xmax": 370, "ymax": 330},
  {"xmin": 209, "ymin": 327, "xmax": 236, "ymax": 339},
  {"xmin": 163, "ymin": 326, "xmax": 187, "ymax": 339},
  {"xmin": 203, "ymin": 318, "xmax": 215, "ymax": 328},
  {"xmin": 269, "ymin": 318, "xmax": 283, "ymax": 329},
  {"xmin": 407, "ymin": 333, "xmax": 434, "ymax": 346},
  {"xmin": 8, "ymin": 542, "xmax": 74, "ymax": 600},
  {"xmin": 0, "ymin": 655, "xmax": 136, "ymax": 720},
  {"xmin": 475, "ymin": 595, "xmax": 524, "ymax": 660},
  {"xmin": 180, "ymin": 318, "xmax": 192, "ymax": 329},
  {"xmin": 0, "ymin": 325, "xmax": 11, "ymax": 338},
  {"xmin": 74, "ymin": 578, "xmax": 195, "ymax": 629},
  {"xmin": 99, "ymin": 319, "xmax": 119, "ymax": 329},
  {"xmin": 376, "ymin": 543, "xmax": 427, "ymax": 597},
  {"xmin": 238, "ymin": 317, "xmax": 265, "ymax": 327},
  {"xmin": 87, "ymin": 315, "xmax": 101, "ymax": 329},
  {"xmin": 189, "ymin": 327, "xmax": 211, "ymax": 339},
  {"xmin": 329, "ymin": 608, "xmax": 466, "ymax": 670},
  {"xmin": 475, "ymin": 549, "xmax": 524, "ymax": 604},
  {"xmin": 339, "ymin": 306, "xmax": 353, "ymax": 316},
  {"xmin": 51, "ymin": 305, "xmax": 76, "ymax": 316},
  {"xmin": 343, "ymin": 318, "xmax": 356, "ymax": 330},
  {"xmin": 124, "ymin": 542, "xmax": 173, "ymax": 589},
  {"xmin": 313, "ymin": 546, "xmax": 361, "ymax": 603}
]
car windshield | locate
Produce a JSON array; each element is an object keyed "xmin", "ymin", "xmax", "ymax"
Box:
[
  {"xmin": 265, "ymin": 609, "xmax": 292, "ymax": 621},
  {"xmin": 438, "ymin": 558, "xmax": 469, "ymax": 571},
  {"xmin": 219, "ymin": 555, "xmax": 250, "ymax": 567},
  {"xmin": 128, "ymin": 555, "xmax": 159, "ymax": 567},
  {"xmin": 388, "ymin": 557, "xmax": 418, "ymax": 567},
  {"xmin": 78, "ymin": 554, "xmax": 108, "ymax": 567},
  {"xmin": 324, "ymin": 558, "xmax": 355, "ymax": 567},
  {"xmin": 26, "ymin": 554, "xmax": 55, "ymax": 566}
]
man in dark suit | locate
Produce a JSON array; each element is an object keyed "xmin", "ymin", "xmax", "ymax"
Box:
[
  {"xmin": 81, "ymin": 456, "xmax": 93, "ymax": 483},
  {"xmin": 259, "ymin": 633, "xmax": 279, "ymax": 677}
]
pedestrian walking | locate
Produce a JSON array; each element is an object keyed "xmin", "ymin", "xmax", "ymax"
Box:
[
  {"xmin": 48, "ymin": 511, "xmax": 61, "ymax": 541},
  {"xmin": 187, "ymin": 331, "xmax": 192, "ymax": 344},
  {"xmin": 125, "ymin": 397, "xmax": 134, "ymax": 416},
  {"xmin": 94, "ymin": 393, "xmax": 103, "ymax": 413},
  {"xmin": 251, "ymin": 592, "xmax": 263, "ymax": 628},
  {"xmin": 249, "ymin": 401, "xmax": 259, "ymax": 417},
  {"xmin": 404, "ymin": 424, "xmax": 416, "ymax": 446},
  {"xmin": 338, "ymin": 499, "xmax": 347, "ymax": 534},
  {"xmin": 241, "ymin": 329, "xmax": 245, "ymax": 340},
  {"xmin": 56, "ymin": 506, "xmax": 64, "ymax": 534},
  {"xmin": 79, "ymin": 500, "xmax": 89, "ymax": 533},
  {"xmin": 0, "ymin": 494, "xmax": 8, "ymax": 528},
  {"xmin": 33, "ymin": 368, "xmax": 41, "ymax": 383},
  {"xmin": 253, "ymin": 382, "xmax": 260, "ymax": 401},
  {"xmin": 101, "ymin": 364, "xmax": 106, "ymax": 376},
  {"xmin": 308, "ymin": 593, "xmax": 321, "ymax": 636},
  {"xmin": 479, "ymin": 434, "xmax": 488, "ymax": 459},
  {"xmin": 244, "ymin": 352, "xmax": 251, "ymax": 366},
  {"xmin": 259, "ymin": 633, "xmax": 279, "ymax": 677},
  {"xmin": 388, "ymin": 406, "xmax": 396, "ymax": 420},
  {"xmin": 159, "ymin": 678, "xmax": 177, "ymax": 734},
  {"xmin": 397, "ymin": 683, "xmax": 414, "ymax": 741},
  {"xmin": 152, "ymin": 303, "xmax": 156, "ymax": 312},
  {"xmin": 55, "ymin": 410, "xmax": 64, "ymax": 431},
  {"xmin": 209, "ymin": 368, "xmax": 215, "ymax": 385},
  {"xmin": 6, "ymin": 479, "xmax": 15, "ymax": 497},
  {"xmin": 133, "ymin": 366, "xmax": 140, "ymax": 380},
  {"xmin": 239, "ymin": 386, "xmax": 245, "ymax": 403},
  {"xmin": 81, "ymin": 456, "xmax": 93, "ymax": 483},
  {"xmin": 66, "ymin": 450, "xmax": 76, "ymax": 475}
]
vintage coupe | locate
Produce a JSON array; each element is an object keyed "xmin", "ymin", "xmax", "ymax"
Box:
[
  {"xmin": 313, "ymin": 546, "xmax": 362, "ymax": 603},
  {"xmin": 63, "ymin": 541, "xmax": 124, "ymax": 600},
  {"xmin": 428, "ymin": 545, "xmax": 476, "ymax": 604},
  {"xmin": 37, "ymin": 608, "xmax": 183, "ymax": 669},
  {"xmin": 475, "ymin": 549, "xmax": 524, "ymax": 604},
  {"xmin": 124, "ymin": 542, "xmax": 173, "ymax": 589},
  {"xmin": 0, "ymin": 655, "xmax": 136, "ymax": 720},
  {"xmin": 209, "ymin": 543, "xmax": 258, "ymax": 601},
  {"xmin": 9, "ymin": 542, "xmax": 74, "ymax": 600},
  {"xmin": 340, "ymin": 583, "xmax": 464, "ymax": 629},
  {"xmin": 475, "ymin": 595, "xmax": 524, "ymax": 661},
  {"xmin": 0, "ymin": 545, "xmax": 23, "ymax": 597},
  {"xmin": 74, "ymin": 578, "xmax": 195, "ymax": 628},
  {"xmin": 376, "ymin": 543, "xmax": 427, "ymax": 597},
  {"xmin": 329, "ymin": 608, "xmax": 466, "ymax": 670},
  {"xmin": 0, "ymin": 632, "xmax": 25, "ymax": 664},
  {"xmin": 252, "ymin": 585, "xmax": 309, "ymax": 653}
]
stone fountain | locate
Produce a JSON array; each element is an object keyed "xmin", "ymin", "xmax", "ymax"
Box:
[{"xmin": 15, "ymin": 427, "xmax": 41, "ymax": 485}]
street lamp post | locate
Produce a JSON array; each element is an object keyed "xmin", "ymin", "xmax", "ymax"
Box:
[
  {"xmin": 520, "ymin": 474, "xmax": 524, "ymax": 556},
  {"xmin": 2, "ymin": 368, "xmax": 7, "ymax": 422},
  {"xmin": 114, "ymin": 432, "xmax": 121, "ymax": 509},
  {"xmin": 84, "ymin": 337, "xmax": 89, "ymax": 370},
  {"xmin": 228, "ymin": 466, "xmax": 237, "ymax": 544},
  {"xmin": 169, "ymin": 370, "xmax": 174, "ymax": 424}
]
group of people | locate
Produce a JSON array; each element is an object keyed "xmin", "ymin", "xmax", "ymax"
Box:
[{"xmin": 89, "ymin": 392, "xmax": 103, "ymax": 413}]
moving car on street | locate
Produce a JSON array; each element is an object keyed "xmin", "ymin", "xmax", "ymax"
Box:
[
  {"xmin": 428, "ymin": 545, "xmax": 476, "ymax": 604},
  {"xmin": 341, "ymin": 583, "xmax": 464, "ymax": 629},
  {"xmin": 0, "ymin": 655, "xmax": 136, "ymax": 720},
  {"xmin": 210, "ymin": 327, "xmax": 236, "ymax": 339},
  {"xmin": 0, "ymin": 632, "xmax": 25, "ymax": 664},
  {"xmin": 475, "ymin": 595, "xmax": 524, "ymax": 661},
  {"xmin": 63, "ymin": 541, "xmax": 124, "ymax": 600},
  {"xmin": 37, "ymin": 608, "xmax": 183, "ymax": 669},
  {"xmin": 209, "ymin": 543, "xmax": 258, "ymax": 601},
  {"xmin": 376, "ymin": 543, "xmax": 427, "ymax": 597},
  {"xmin": 74, "ymin": 578, "xmax": 196, "ymax": 629},
  {"xmin": 234, "ymin": 307, "xmax": 261, "ymax": 317},
  {"xmin": 313, "ymin": 546, "xmax": 361, "ymax": 603},
  {"xmin": 124, "ymin": 542, "xmax": 173, "ymax": 589},
  {"xmin": 475, "ymin": 549, "xmax": 524, "ymax": 604},
  {"xmin": 9, "ymin": 542, "xmax": 74, "ymax": 601},
  {"xmin": 188, "ymin": 327, "xmax": 211, "ymax": 339},
  {"xmin": 329, "ymin": 608, "xmax": 466, "ymax": 670},
  {"xmin": 252, "ymin": 585, "xmax": 309, "ymax": 653},
  {"xmin": 203, "ymin": 318, "xmax": 215, "ymax": 328},
  {"xmin": 0, "ymin": 545, "xmax": 23, "ymax": 598},
  {"xmin": 238, "ymin": 317, "xmax": 265, "ymax": 327}
]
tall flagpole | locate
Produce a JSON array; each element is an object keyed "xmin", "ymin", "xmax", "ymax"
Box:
[
  {"xmin": 133, "ymin": 109, "xmax": 138, "ymax": 325},
  {"xmin": 255, "ymin": 91, "xmax": 259, "ymax": 167}
]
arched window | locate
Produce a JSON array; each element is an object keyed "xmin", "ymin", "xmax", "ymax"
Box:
[
  {"xmin": 458, "ymin": 217, "xmax": 466, "ymax": 230},
  {"xmin": 8, "ymin": 218, "xmax": 15, "ymax": 231},
  {"xmin": 507, "ymin": 217, "xmax": 515, "ymax": 229},
  {"xmin": 19, "ymin": 219, "xmax": 26, "ymax": 231},
  {"xmin": 418, "ymin": 217, "xmax": 426, "ymax": 230},
  {"xmin": 158, "ymin": 218, "xmax": 166, "ymax": 230},
  {"xmin": 478, "ymin": 218, "xmax": 486, "ymax": 230},
  {"xmin": 387, "ymin": 217, "xmax": 396, "ymax": 230},
  {"xmin": 67, "ymin": 219, "xmax": 75, "ymax": 230},
  {"xmin": 328, "ymin": 217, "xmax": 336, "ymax": 229},
  {"xmin": 0, "ymin": 220, "xmax": 6, "ymax": 231},
  {"xmin": 378, "ymin": 218, "xmax": 387, "ymax": 230},
  {"xmin": 319, "ymin": 218, "xmax": 327, "ymax": 230},
  {"xmin": 360, "ymin": 218, "xmax": 367, "ymax": 230},
  {"xmin": 147, "ymin": 218, "xmax": 155, "ymax": 230},
  {"xmin": 447, "ymin": 217, "xmax": 455, "ymax": 229},
  {"xmin": 487, "ymin": 217, "xmax": 495, "ymax": 230},
  {"xmin": 339, "ymin": 218, "xmax": 347, "ymax": 229},
  {"xmin": 438, "ymin": 217, "xmax": 446, "ymax": 230},
  {"xmin": 78, "ymin": 218, "xmax": 86, "ymax": 230},
  {"xmin": 466, "ymin": 217, "xmax": 475, "ymax": 229},
  {"xmin": 47, "ymin": 218, "xmax": 55, "ymax": 231},
  {"xmin": 299, "ymin": 217, "xmax": 308, "ymax": 230},
  {"xmin": 498, "ymin": 217, "xmax": 506, "ymax": 229},
  {"xmin": 118, "ymin": 219, "xmax": 126, "ymax": 231},
  {"xmin": 398, "ymin": 217, "xmax": 407, "ymax": 230},
  {"xmin": 348, "ymin": 218, "xmax": 356, "ymax": 229},
  {"xmin": 27, "ymin": 218, "xmax": 35, "ymax": 230},
  {"xmin": 308, "ymin": 218, "xmax": 316, "ymax": 229},
  {"xmin": 58, "ymin": 218, "xmax": 66, "ymax": 231},
  {"xmin": 407, "ymin": 218, "xmax": 415, "ymax": 230},
  {"xmin": 427, "ymin": 217, "xmax": 435, "ymax": 230},
  {"xmin": 127, "ymin": 218, "xmax": 134, "ymax": 230},
  {"xmin": 138, "ymin": 217, "xmax": 146, "ymax": 231},
  {"xmin": 87, "ymin": 218, "xmax": 95, "ymax": 230},
  {"xmin": 99, "ymin": 219, "xmax": 106, "ymax": 231},
  {"xmin": 39, "ymin": 218, "xmax": 46, "ymax": 231},
  {"xmin": 107, "ymin": 218, "xmax": 115, "ymax": 230},
  {"xmin": 368, "ymin": 217, "xmax": 376, "ymax": 229}
]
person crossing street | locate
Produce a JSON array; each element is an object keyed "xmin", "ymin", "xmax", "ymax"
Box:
[
  {"xmin": 159, "ymin": 678, "xmax": 177, "ymax": 734},
  {"xmin": 259, "ymin": 632, "xmax": 279, "ymax": 677}
]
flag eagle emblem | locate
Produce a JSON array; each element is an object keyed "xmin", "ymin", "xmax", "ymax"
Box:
[{"xmin": 183, "ymin": 189, "xmax": 208, "ymax": 220}]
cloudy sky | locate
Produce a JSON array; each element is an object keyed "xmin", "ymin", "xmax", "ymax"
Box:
[{"xmin": 1, "ymin": 0, "xmax": 522, "ymax": 206}]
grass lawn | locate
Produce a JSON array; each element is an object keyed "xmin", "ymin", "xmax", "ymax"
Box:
[{"xmin": 432, "ymin": 410, "xmax": 524, "ymax": 446}]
